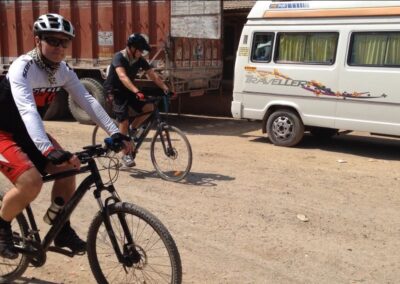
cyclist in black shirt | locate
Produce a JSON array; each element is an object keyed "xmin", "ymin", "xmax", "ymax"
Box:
[{"xmin": 104, "ymin": 33, "xmax": 170, "ymax": 167}]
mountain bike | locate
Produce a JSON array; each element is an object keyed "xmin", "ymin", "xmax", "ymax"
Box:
[
  {"xmin": 0, "ymin": 142, "xmax": 182, "ymax": 284},
  {"xmin": 92, "ymin": 94, "xmax": 192, "ymax": 182}
]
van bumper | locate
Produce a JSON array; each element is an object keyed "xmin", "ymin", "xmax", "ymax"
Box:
[{"xmin": 231, "ymin": 101, "xmax": 242, "ymax": 118}]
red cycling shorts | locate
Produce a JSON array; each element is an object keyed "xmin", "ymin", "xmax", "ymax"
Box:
[{"xmin": 0, "ymin": 131, "xmax": 34, "ymax": 183}]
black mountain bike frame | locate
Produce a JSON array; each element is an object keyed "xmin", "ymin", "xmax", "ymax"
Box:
[
  {"xmin": 13, "ymin": 145, "xmax": 138, "ymax": 267},
  {"xmin": 128, "ymin": 96, "xmax": 172, "ymax": 154}
]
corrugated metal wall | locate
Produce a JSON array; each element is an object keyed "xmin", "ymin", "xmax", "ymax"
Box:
[{"xmin": 0, "ymin": 0, "xmax": 222, "ymax": 93}]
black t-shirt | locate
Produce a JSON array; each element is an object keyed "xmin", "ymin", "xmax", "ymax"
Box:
[{"xmin": 103, "ymin": 50, "xmax": 151, "ymax": 96}]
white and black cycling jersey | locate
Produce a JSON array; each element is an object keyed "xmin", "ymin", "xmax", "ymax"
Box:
[{"xmin": 0, "ymin": 54, "xmax": 119, "ymax": 155}]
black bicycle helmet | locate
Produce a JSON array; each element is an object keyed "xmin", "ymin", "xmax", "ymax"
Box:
[
  {"xmin": 127, "ymin": 33, "xmax": 151, "ymax": 52},
  {"xmin": 33, "ymin": 13, "xmax": 75, "ymax": 38}
]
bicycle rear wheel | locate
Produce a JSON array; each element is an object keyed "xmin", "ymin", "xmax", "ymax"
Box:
[
  {"xmin": 0, "ymin": 195, "xmax": 30, "ymax": 283},
  {"xmin": 92, "ymin": 123, "xmax": 119, "ymax": 169},
  {"xmin": 150, "ymin": 125, "xmax": 192, "ymax": 182},
  {"xmin": 87, "ymin": 202, "xmax": 182, "ymax": 284}
]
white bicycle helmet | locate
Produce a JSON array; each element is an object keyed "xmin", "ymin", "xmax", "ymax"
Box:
[{"xmin": 33, "ymin": 13, "xmax": 75, "ymax": 38}]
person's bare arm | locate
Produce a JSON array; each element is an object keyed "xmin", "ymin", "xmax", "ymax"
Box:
[
  {"xmin": 115, "ymin": 66, "xmax": 140, "ymax": 93},
  {"xmin": 146, "ymin": 68, "xmax": 169, "ymax": 93}
]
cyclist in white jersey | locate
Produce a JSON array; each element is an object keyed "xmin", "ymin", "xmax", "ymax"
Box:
[{"xmin": 0, "ymin": 14, "xmax": 132, "ymax": 259}]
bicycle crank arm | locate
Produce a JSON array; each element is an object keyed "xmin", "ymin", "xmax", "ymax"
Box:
[
  {"xmin": 48, "ymin": 246, "xmax": 77, "ymax": 257},
  {"xmin": 13, "ymin": 245, "xmax": 38, "ymax": 257}
]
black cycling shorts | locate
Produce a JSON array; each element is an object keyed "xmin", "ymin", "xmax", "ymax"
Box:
[{"xmin": 112, "ymin": 93, "xmax": 146, "ymax": 122}]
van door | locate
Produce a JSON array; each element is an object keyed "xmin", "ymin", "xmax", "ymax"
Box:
[
  {"xmin": 337, "ymin": 30, "xmax": 400, "ymax": 135},
  {"xmin": 242, "ymin": 29, "xmax": 340, "ymax": 128}
]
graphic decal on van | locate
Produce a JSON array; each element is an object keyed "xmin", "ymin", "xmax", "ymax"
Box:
[
  {"xmin": 245, "ymin": 68, "xmax": 388, "ymax": 100},
  {"xmin": 302, "ymin": 80, "xmax": 387, "ymax": 99}
]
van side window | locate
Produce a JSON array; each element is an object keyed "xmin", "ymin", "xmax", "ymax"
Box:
[
  {"xmin": 349, "ymin": 32, "xmax": 400, "ymax": 67},
  {"xmin": 275, "ymin": 32, "xmax": 338, "ymax": 65},
  {"xmin": 251, "ymin": 33, "xmax": 274, "ymax": 63}
]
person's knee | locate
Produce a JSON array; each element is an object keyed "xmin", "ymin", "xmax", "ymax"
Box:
[
  {"xmin": 15, "ymin": 168, "xmax": 43, "ymax": 201},
  {"xmin": 118, "ymin": 119, "xmax": 129, "ymax": 133},
  {"xmin": 119, "ymin": 119, "xmax": 129, "ymax": 126},
  {"xmin": 143, "ymin": 104, "xmax": 154, "ymax": 112}
]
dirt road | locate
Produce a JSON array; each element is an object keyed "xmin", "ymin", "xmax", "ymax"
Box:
[{"xmin": 1, "ymin": 115, "xmax": 399, "ymax": 283}]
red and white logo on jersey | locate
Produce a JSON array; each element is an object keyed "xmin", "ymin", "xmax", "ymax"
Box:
[
  {"xmin": 33, "ymin": 87, "xmax": 61, "ymax": 107},
  {"xmin": 0, "ymin": 154, "xmax": 9, "ymax": 163}
]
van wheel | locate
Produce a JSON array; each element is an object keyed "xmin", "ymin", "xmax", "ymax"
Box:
[
  {"xmin": 310, "ymin": 127, "xmax": 338, "ymax": 139},
  {"xmin": 68, "ymin": 78, "xmax": 105, "ymax": 125},
  {"xmin": 266, "ymin": 109, "xmax": 304, "ymax": 147}
]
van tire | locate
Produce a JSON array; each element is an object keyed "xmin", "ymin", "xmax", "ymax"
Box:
[
  {"xmin": 68, "ymin": 78, "xmax": 105, "ymax": 125},
  {"xmin": 310, "ymin": 127, "xmax": 338, "ymax": 139},
  {"xmin": 266, "ymin": 109, "xmax": 304, "ymax": 147}
]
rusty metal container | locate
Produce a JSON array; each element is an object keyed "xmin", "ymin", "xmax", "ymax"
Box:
[{"xmin": 0, "ymin": 0, "xmax": 223, "ymax": 96}]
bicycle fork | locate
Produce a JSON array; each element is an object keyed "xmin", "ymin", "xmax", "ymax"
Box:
[
  {"xmin": 158, "ymin": 124, "xmax": 176, "ymax": 158},
  {"xmin": 98, "ymin": 188, "xmax": 141, "ymax": 267}
]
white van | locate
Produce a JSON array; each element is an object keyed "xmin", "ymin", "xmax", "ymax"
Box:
[{"xmin": 231, "ymin": 0, "xmax": 400, "ymax": 146}]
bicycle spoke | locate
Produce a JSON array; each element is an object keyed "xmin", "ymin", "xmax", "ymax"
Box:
[
  {"xmin": 146, "ymin": 264, "xmax": 172, "ymax": 282},
  {"xmin": 151, "ymin": 126, "xmax": 192, "ymax": 181},
  {"xmin": 89, "ymin": 203, "xmax": 180, "ymax": 283}
]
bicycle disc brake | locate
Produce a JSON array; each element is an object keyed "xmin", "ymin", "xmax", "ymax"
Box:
[
  {"xmin": 167, "ymin": 147, "xmax": 178, "ymax": 159},
  {"xmin": 123, "ymin": 243, "xmax": 145, "ymax": 268}
]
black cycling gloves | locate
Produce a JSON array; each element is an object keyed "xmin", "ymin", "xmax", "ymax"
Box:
[
  {"xmin": 105, "ymin": 133, "xmax": 131, "ymax": 152},
  {"xmin": 46, "ymin": 149, "xmax": 73, "ymax": 165},
  {"xmin": 135, "ymin": 92, "xmax": 145, "ymax": 100},
  {"xmin": 111, "ymin": 133, "xmax": 131, "ymax": 143}
]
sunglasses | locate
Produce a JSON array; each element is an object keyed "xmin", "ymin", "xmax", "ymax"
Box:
[
  {"xmin": 138, "ymin": 49, "xmax": 149, "ymax": 56},
  {"xmin": 42, "ymin": 37, "xmax": 71, "ymax": 48}
]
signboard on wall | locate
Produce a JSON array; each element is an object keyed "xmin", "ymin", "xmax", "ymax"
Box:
[
  {"xmin": 98, "ymin": 31, "xmax": 114, "ymax": 46},
  {"xmin": 171, "ymin": 0, "xmax": 221, "ymax": 39}
]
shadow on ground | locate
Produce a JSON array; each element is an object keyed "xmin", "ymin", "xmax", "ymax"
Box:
[
  {"xmin": 250, "ymin": 132, "xmax": 400, "ymax": 160},
  {"xmin": 122, "ymin": 168, "xmax": 234, "ymax": 187},
  {"xmin": 161, "ymin": 114, "xmax": 261, "ymax": 137},
  {"xmin": 167, "ymin": 114, "xmax": 400, "ymax": 161},
  {"xmin": 15, "ymin": 277, "xmax": 59, "ymax": 284}
]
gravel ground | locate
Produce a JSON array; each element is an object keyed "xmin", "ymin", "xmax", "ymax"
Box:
[{"xmin": 0, "ymin": 115, "xmax": 399, "ymax": 284}]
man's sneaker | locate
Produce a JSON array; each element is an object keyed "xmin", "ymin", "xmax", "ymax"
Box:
[
  {"xmin": 0, "ymin": 226, "xmax": 18, "ymax": 259},
  {"xmin": 54, "ymin": 222, "xmax": 86, "ymax": 254},
  {"xmin": 122, "ymin": 154, "xmax": 136, "ymax": 167}
]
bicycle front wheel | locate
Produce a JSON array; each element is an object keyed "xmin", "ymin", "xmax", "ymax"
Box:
[
  {"xmin": 87, "ymin": 202, "xmax": 182, "ymax": 284},
  {"xmin": 151, "ymin": 125, "xmax": 192, "ymax": 182}
]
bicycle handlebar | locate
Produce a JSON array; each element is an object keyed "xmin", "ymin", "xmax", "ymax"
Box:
[
  {"xmin": 75, "ymin": 137, "xmax": 123, "ymax": 164},
  {"xmin": 142, "ymin": 94, "xmax": 166, "ymax": 103},
  {"xmin": 75, "ymin": 145, "xmax": 107, "ymax": 163}
]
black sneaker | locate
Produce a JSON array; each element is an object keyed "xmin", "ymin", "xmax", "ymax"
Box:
[
  {"xmin": 0, "ymin": 226, "xmax": 18, "ymax": 259},
  {"xmin": 54, "ymin": 221, "xmax": 86, "ymax": 254}
]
